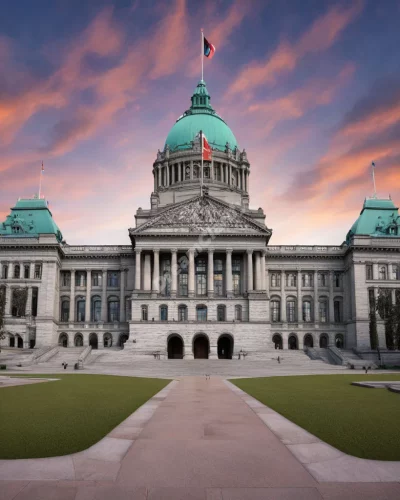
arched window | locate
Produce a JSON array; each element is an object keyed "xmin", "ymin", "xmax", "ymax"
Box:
[
  {"xmin": 108, "ymin": 298, "xmax": 119, "ymax": 322},
  {"xmin": 91, "ymin": 296, "xmax": 101, "ymax": 322},
  {"xmin": 271, "ymin": 300, "xmax": 280, "ymax": 322},
  {"xmin": 196, "ymin": 257, "xmax": 207, "ymax": 296},
  {"xmin": 286, "ymin": 298, "xmax": 296, "ymax": 323},
  {"xmin": 334, "ymin": 300, "xmax": 342, "ymax": 323},
  {"xmin": 76, "ymin": 297, "xmax": 85, "ymax": 322},
  {"xmin": 89, "ymin": 333, "xmax": 98, "ymax": 349},
  {"xmin": 141, "ymin": 305, "xmax": 148, "ymax": 321},
  {"xmin": 9, "ymin": 334, "xmax": 15, "ymax": 347},
  {"xmin": 178, "ymin": 304, "xmax": 187, "ymax": 321},
  {"xmin": 379, "ymin": 266, "xmax": 387, "ymax": 280},
  {"xmin": 217, "ymin": 305, "xmax": 226, "ymax": 321},
  {"xmin": 104, "ymin": 333, "xmax": 113, "ymax": 348},
  {"xmin": 288, "ymin": 335, "xmax": 298, "ymax": 350},
  {"xmin": 61, "ymin": 299, "xmax": 70, "ymax": 322},
  {"xmin": 196, "ymin": 305, "xmax": 207, "ymax": 321},
  {"xmin": 11, "ymin": 288, "xmax": 27, "ymax": 317},
  {"xmin": 185, "ymin": 163, "xmax": 190, "ymax": 180},
  {"xmin": 160, "ymin": 305, "xmax": 168, "ymax": 321},
  {"xmin": 14, "ymin": 264, "xmax": 20, "ymax": 279},
  {"xmin": 74, "ymin": 333, "xmax": 83, "ymax": 347},
  {"xmin": 319, "ymin": 299, "xmax": 328, "ymax": 323},
  {"xmin": 302, "ymin": 301, "xmax": 312, "ymax": 322},
  {"xmin": 234, "ymin": 305, "xmax": 242, "ymax": 321},
  {"xmin": 272, "ymin": 334, "xmax": 282, "ymax": 349},
  {"xmin": 59, "ymin": 333, "xmax": 68, "ymax": 347}
]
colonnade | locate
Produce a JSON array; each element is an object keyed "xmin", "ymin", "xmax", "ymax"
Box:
[
  {"xmin": 134, "ymin": 248, "xmax": 267, "ymax": 296},
  {"xmin": 153, "ymin": 160, "xmax": 249, "ymax": 192}
]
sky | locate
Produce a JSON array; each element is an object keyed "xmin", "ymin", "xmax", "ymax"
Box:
[{"xmin": 1, "ymin": 0, "xmax": 400, "ymax": 246}]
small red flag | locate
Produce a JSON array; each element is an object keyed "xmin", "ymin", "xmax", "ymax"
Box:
[{"xmin": 202, "ymin": 135, "xmax": 212, "ymax": 161}]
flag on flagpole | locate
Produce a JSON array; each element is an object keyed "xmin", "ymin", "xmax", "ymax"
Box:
[
  {"xmin": 202, "ymin": 134, "xmax": 212, "ymax": 161},
  {"xmin": 203, "ymin": 36, "xmax": 216, "ymax": 59},
  {"xmin": 372, "ymin": 161, "xmax": 375, "ymax": 168},
  {"xmin": 41, "ymin": 161, "xmax": 44, "ymax": 172}
]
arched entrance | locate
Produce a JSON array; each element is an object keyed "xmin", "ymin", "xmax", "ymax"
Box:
[
  {"xmin": 319, "ymin": 334, "xmax": 329, "ymax": 348},
  {"xmin": 17, "ymin": 335, "xmax": 23, "ymax": 348},
  {"xmin": 288, "ymin": 334, "xmax": 298, "ymax": 350},
  {"xmin": 304, "ymin": 334, "xmax": 314, "ymax": 348},
  {"xmin": 335, "ymin": 334, "xmax": 344, "ymax": 349},
  {"xmin": 89, "ymin": 333, "xmax": 98, "ymax": 349},
  {"xmin": 272, "ymin": 334, "xmax": 283, "ymax": 350},
  {"xmin": 9, "ymin": 335, "xmax": 15, "ymax": 348},
  {"xmin": 218, "ymin": 335, "xmax": 233, "ymax": 359},
  {"xmin": 168, "ymin": 335, "xmax": 184, "ymax": 359},
  {"xmin": 74, "ymin": 333, "xmax": 83, "ymax": 347},
  {"xmin": 119, "ymin": 334, "xmax": 129, "ymax": 349},
  {"xmin": 193, "ymin": 334, "xmax": 209, "ymax": 359},
  {"xmin": 59, "ymin": 333, "xmax": 68, "ymax": 348}
]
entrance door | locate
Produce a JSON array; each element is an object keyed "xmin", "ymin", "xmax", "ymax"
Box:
[
  {"xmin": 168, "ymin": 336, "xmax": 184, "ymax": 359},
  {"xmin": 193, "ymin": 335, "xmax": 209, "ymax": 359},
  {"xmin": 218, "ymin": 336, "xmax": 233, "ymax": 359}
]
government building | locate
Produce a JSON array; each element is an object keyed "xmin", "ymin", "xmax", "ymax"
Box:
[{"xmin": 1, "ymin": 81, "xmax": 399, "ymax": 363}]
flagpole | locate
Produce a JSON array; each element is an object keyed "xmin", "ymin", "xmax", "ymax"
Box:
[
  {"xmin": 372, "ymin": 162, "xmax": 377, "ymax": 198},
  {"xmin": 38, "ymin": 161, "xmax": 43, "ymax": 199},
  {"xmin": 201, "ymin": 28, "xmax": 204, "ymax": 81},
  {"xmin": 200, "ymin": 130, "xmax": 203, "ymax": 197}
]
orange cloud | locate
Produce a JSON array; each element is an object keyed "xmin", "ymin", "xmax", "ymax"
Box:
[{"xmin": 226, "ymin": 1, "xmax": 363, "ymax": 98}]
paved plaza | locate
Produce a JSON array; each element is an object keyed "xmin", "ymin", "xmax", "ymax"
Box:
[{"xmin": 1, "ymin": 375, "xmax": 400, "ymax": 499}]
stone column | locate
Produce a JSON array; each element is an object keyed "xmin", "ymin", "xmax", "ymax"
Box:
[
  {"xmin": 152, "ymin": 250, "xmax": 160, "ymax": 295},
  {"xmin": 281, "ymin": 272, "xmax": 286, "ymax": 322},
  {"xmin": 255, "ymin": 252, "xmax": 261, "ymax": 290},
  {"xmin": 5, "ymin": 285, "xmax": 11, "ymax": 317},
  {"xmin": 207, "ymin": 249, "xmax": 214, "ymax": 297},
  {"xmin": 388, "ymin": 263, "xmax": 394, "ymax": 280},
  {"xmin": 228, "ymin": 164, "xmax": 232, "ymax": 186},
  {"xmin": 101, "ymin": 270, "xmax": 107, "ymax": 322},
  {"xmin": 226, "ymin": 249, "xmax": 233, "ymax": 297},
  {"xmin": 70, "ymin": 270, "xmax": 76, "ymax": 322},
  {"xmin": 329, "ymin": 271, "xmax": 334, "ymax": 323},
  {"xmin": 314, "ymin": 270, "xmax": 319, "ymax": 322},
  {"xmin": 297, "ymin": 270, "xmax": 302, "ymax": 323},
  {"xmin": 247, "ymin": 250, "xmax": 253, "ymax": 291},
  {"xmin": 153, "ymin": 169, "xmax": 157, "ymax": 191},
  {"xmin": 171, "ymin": 249, "xmax": 177, "ymax": 297},
  {"xmin": 144, "ymin": 254, "xmax": 151, "ymax": 291},
  {"xmin": 8, "ymin": 262, "xmax": 13, "ymax": 279},
  {"xmin": 30, "ymin": 262, "xmax": 35, "ymax": 280},
  {"xmin": 373, "ymin": 263, "xmax": 378, "ymax": 280},
  {"xmin": 26, "ymin": 286, "xmax": 33, "ymax": 316},
  {"xmin": 188, "ymin": 249, "xmax": 195, "ymax": 297},
  {"xmin": 135, "ymin": 249, "xmax": 141, "ymax": 290},
  {"xmin": 178, "ymin": 163, "xmax": 182, "ymax": 182},
  {"xmin": 265, "ymin": 261, "xmax": 269, "ymax": 296},
  {"xmin": 85, "ymin": 270, "xmax": 91, "ymax": 322},
  {"xmin": 190, "ymin": 160, "xmax": 193, "ymax": 180},
  {"xmin": 120, "ymin": 269, "xmax": 126, "ymax": 322},
  {"xmin": 241, "ymin": 168, "xmax": 245, "ymax": 191}
]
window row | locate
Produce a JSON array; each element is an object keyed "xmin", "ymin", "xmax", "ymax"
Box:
[
  {"xmin": 58, "ymin": 332, "xmax": 129, "ymax": 349},
  {"xmin": 366, "ymin": 264, "xmax": 400, "ymax": 281},
  {"xmin": 270, "ymin": 271, "xmax": 343, "ymax": 288},
  {"xmin": 60, "ymin": 296, "xmax": 131, "ymax": 323},
  {"xmin": 272, "ymin": 333, "xmax": 344, "ymax": 349},
  {"xmin": 1, "ymin": 264, "xmax": 42, "ymax": 280},
  {"xmin": 60, "ymin": 270, "xmax": 121, "ymax": 287},
  {"xmin": 270, "ymin": 299, "xmax": 343, "ymax": 323},
  {"xmin": 141, "ymin": 304, "xmax": 243, "ymax": 322}
]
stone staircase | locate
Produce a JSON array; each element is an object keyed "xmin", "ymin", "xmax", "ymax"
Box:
[
  {"xmin": 0, "ymin": 348, "xmax": 35, "ymax": 367},
  {"xmin": 37, "ymin": 347, "xmax": 86, "ymax": 369}
]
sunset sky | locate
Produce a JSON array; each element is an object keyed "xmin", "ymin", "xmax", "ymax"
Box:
[{"xmin": 1, "ymin": 0, "xmax": 399, "ymax": 245}]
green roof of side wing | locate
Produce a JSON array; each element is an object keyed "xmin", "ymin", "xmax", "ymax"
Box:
[
  {"xmin": 346, "ymin": 198, "xmax": 400, "ymax": 243},
  {"xmin": 165, "ymin": 80, "xmax": 238, "ymax": 152},
  {"xmin": 0, "ymin": 198, "xmax": 63, "ymax": 242}
]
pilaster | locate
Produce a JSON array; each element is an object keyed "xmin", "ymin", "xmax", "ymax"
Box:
[
  {"xmin": 247, "ymin": 250, "xmax": 253, "ymax": 292},
  {"xmin": 226, "ymin": 248, "xmax": 233, "ymax": 298},
  {"xmin": 70, "ymin": 270, "xmax": 76, "ymax": 322},
  {"xmin": 171, "ymin": 249, "xmax": 177, "ymax": 297},
  {"xmin": 207, "ymin": 249, "xmax": 214, "ymax": 298}
]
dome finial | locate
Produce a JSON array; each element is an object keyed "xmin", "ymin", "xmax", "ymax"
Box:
[{"xmin": 191, "ymin": 80, "xmax": 212, "ymax": 110}]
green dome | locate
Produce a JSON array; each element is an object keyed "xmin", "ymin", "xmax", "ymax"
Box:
[{"xmin": 165, "ymin": 80, "xmax": 238, "ymax": 152}]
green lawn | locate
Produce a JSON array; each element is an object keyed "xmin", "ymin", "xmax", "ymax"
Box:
[
  {"xmin": 231, "ymin": 374, "xmax": 400, "ymax": 461},
  {"xmin": 0, "ymin": 374, "xmax": 169, "ymax": 459}
]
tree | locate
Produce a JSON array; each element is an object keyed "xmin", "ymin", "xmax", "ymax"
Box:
[
  {"xmin": 376, "ymin": 288, "xmax": 400, "ymax": 350},
  {"xmin": 369, "ymin": 307, "xmax": 378, "ymax": 349},
  {"xmin": 11, "ymin": 288, "xmax": 28, "ymax": 317}
]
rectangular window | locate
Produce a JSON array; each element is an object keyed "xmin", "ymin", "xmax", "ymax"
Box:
[
  {"xmin": 368, "ymin": 288, "xmax": 375, "ymax": 312},
  {"xmin": 178, "ymin": 273, "xmax": 188, "ymax": 296},
  {"xmin": 302, "ymin": 273, "xmax": 311, "ymax": 287},
  {"xmin": 76, "ymin": 272, "xmax": 86, "ymax": 287},
  {"xmin": 318, "ymin": 273, "xmax": 327, "ymax": 287},
  {"xmin": 107, "ymin": 271, "xmax": 119, "ymax": 287},
  {"xmin": 31, "ymin": 288, "xmax": 38, "ymax": 317},
  {"xmin": 271, "ymin": 273, "xmax": 281, "ymax": 287},
  {"xmin": 61, "ymin": 271, "xmax": 71, "ymax": 287},
  {"xmin": 92, "ymin": 300, "xmax": 101, "ymax": 322},
  {"xmin": 235, "ymin": 306, "xmax": 242, "ymax": 321},
  {"xmin": 392, "ymin": 264, "xmax": 400, "ymax": 280},
  {"xmin": 217, "ymin": 306, "xmax": 225, "ymax": 321},
  {"xmin": 161, "ymin": 258, "xmax": 171, "ymax": 296},
  {"xmin": 178, "ymin": 306, "xmax": 187, "ymax": 321},
  {"xmin": 141, "ymin": 306, "xmax": 148, "ymax": 321},
  {"xmin": 34, "ymin": 264, "xmax": 42, "ymax": 279},
  {"xmin": 334, "ymin": 272, "xmax": 341, "ymax": 288},
  {"xmin": 303, "ymin": 302, "xmax": 312, "ymax": 322},
  {"xmin": 214, "ymin": 165, "xmax": 221, "ymax": 181},
  {"xmin": 271, "ymin": 301, "xmax": 280, "ymax": 322},
  {"xmin": 196, "ymin": 274, "xmax": 207, "ymax": 296},
  {"xmin": 287, "ymin": 301, "xmax": 296, "ymax": 322},
  {"xmin": 61, "ymin": 300, "xmax": 69, "ymax": 322},
  {"xmin": 232, "ymin": 258, "xmax": 241, "ymax": 295},
  {"xmin": 92, "ymin": 272, "xmax": 102, "ymax": 287},
  {"xmin": 366, "ymin": 264, "xmax": 373, "ymax": 280},
  {"xmin": 24, "ymin": 265, "xmax": 30, "ymax": 279},
  {"xmin": 286, "ymin": 274, "xmax": 296, "ymax": 287}
]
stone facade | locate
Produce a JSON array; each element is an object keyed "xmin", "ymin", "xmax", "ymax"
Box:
[{"xmin": 1, "ymin": 82, "xmax": 400, "ymax": 359}]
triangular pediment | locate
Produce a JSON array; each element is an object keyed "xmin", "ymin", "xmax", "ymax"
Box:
[{"xmin": 129, "ymin": 195, "xmax": 271, "ymax": 237}]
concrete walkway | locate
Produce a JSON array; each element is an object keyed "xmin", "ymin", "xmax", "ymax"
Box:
[{"xmin": 2, "ymin": 377, "xmax": 400, "ymax": 499}]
